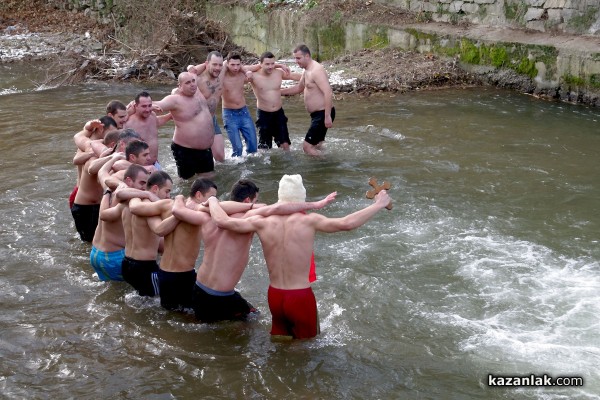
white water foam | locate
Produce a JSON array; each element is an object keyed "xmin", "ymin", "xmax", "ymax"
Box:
[{"xmin": 420, "ymin": 231, "xmax": 600, "ymax": 396}]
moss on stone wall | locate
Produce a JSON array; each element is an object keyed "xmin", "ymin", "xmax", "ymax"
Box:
[
  {"xmin": 562, "ymin": 73, "xmax": 600, "ymax": 89},
  {"xmin": 566, "ymin": 7, "xmax": 599, "ymax": 34},
  {"xmin": 504, "ymin": 0, "xmax": 527, "ymax": 23},
  {"xmin": 316, "ymin": 22, "xmax": 345, "ymax": 60},
  {"xmin": 364, "ymin": 26, "xmax": 390, "ymax": 49},
  {"xmin": 425, "ymin": 36, "xmax": 558, "ymax": 79}
]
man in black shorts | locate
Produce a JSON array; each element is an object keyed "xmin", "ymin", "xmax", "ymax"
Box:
[
  {"xmin": 170, "ymin": 144, "xmax": 214, "ymax": 180},
  {"xmin": 153, "ymin": 71, "xmax": 216, "ymax": 179},
  {"xmin": 118, "ymin": 170, "xmax": 175, "ymax": 296},
  {"xmin": 256, "ymin": 108, "xmax": 291, "ymax": 150},
  {"xmin": 282, "ymin": 44, "xmax": 335, "ymax": 156},
  {"xmin": 248, "ymin": 51, "xmax": 299, "ymax": 151}
]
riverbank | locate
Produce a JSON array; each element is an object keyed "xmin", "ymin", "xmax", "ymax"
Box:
[{"xmin": 1, "ymin": 1, "xmax": 598, "ymax": 104}]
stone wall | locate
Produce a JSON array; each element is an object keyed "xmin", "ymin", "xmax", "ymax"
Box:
[
  {"xmin": 49, "ymin": 0, "xmax": 114, "ymax": 23},
  {"xmin": 48, "ymin": 0, "xmax": 600, "ymax": 35},
  {"xmin": 377, "ymin": 0, "xmax": 600, "ymax": 34},
  {"xmin": 206, "ymin": 2, "xmax": 600, "ymax": 101}
]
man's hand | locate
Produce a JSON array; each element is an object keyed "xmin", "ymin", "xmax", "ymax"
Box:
[
  {"xmin": 112, "ymin": 152, "xmax": 126, "ymax": 161},
  {"xmin": 84, "ymin": 119, "xmax": 103, "ymax": 132},
  {"xmin": 325, "ymin": 115, "xmax": 333, "ymax": 129},
  {"xmin": 313, "ymin": 192, "xmax": 337, "ymax": 209},
  {"xmin": 126, "ymin": 100, "xmax": 136, "ymax": 115},
  {"xmin": 152, "ymin": 103, "xmax": 164, "ymax": 113},
  {"xmin": 202, "ymin": 195, "xmax": 219, "ymax": 208},
  {"xmin": 276, "ymin": 64, "xmax": 291, "ymax": 75},
  {"xmin": 99, "ymin": 146, "xmax": 115, "ymax": 158},
  {"xmin": 148, "ymin": 192, "xmax": 160, "ymax": 202},
  {"xmin": 172, "ymin": 195, "xmax": 186, "ymax": 214},
  {"xmin": 374, "ymin": 190, "xmax": 392, "ymax": 210}
]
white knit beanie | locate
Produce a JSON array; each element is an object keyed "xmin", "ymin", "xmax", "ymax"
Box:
[{"xmin": 278, "ymin": 174, "xmax": 306, "ymax": 203}]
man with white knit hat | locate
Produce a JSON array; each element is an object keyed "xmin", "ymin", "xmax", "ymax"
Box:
[
  {"xmin": 278, "ymin": 174, "xmax": 306, "ymax": 203},
  {"xmin": 207, "ymin": 174, "xmax": 391, "ymax": 340}
]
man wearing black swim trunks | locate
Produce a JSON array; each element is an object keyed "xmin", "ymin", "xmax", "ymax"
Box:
[
  {"xmin": 119, "ymin": 170, "xmax": 176, "ymax": 296},
  {"xmin": 282, "ymin": 44, "xmax": 335, "ymax": 156},
  {"xmin": 249, "ymin": 51, "xmax": 300, "ymax": 151},
  {"xmin": 153, "ymin": 72, "xmax": 216, "ymax": 179}
]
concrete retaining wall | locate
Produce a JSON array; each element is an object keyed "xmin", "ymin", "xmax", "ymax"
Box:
[{"xmin": 376, "ymin": 0, "xmax": 600, "ymax": 34}]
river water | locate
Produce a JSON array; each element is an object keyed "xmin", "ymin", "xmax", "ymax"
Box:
[{"xmin": 1, "ymin": 61, "xmax": 599, "ymax": 399}]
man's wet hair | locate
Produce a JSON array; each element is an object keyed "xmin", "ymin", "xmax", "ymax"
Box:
[
  {"xmin": 125, "ymin": 139, "xmax": 149, "ymax": 160},
  {"xmin": 190, "ymin": 178, "xmax": 217, "ymax": 197},
  {"xmin": 124, "ymin": 164, "xmax": 148, "ymax": 181},
  {"xmin": 230, "ymin": 179, "xmax": 259, "ymax": 202},
  {"xmin": 106, "ymin": 100, "xmax": 126, "ymax": 115},
  {"xmin": 103, "ymin": 130, "xmax": 120, "ymax": 148},
  {"xmin": 147, "ymin": 171, "xmax": 172, "ymax": 190},
  {"xmin": 118, "ymin": 128, "xmax": 141, "ymax": 143},
  {"xmin": 260, "ymin": 51, "xmax": 276, "ymax": 62},
  {"xmin": 207, "ymin": 50, "xmax": 223, "ymax": 62},
  {"xmin": 99, "ymin": 115, "xmax": 117, "ymax": 129},
  {"xmin": 226, "ymin": 52, "xmax": 242, "ymax": 62},
  {"xmin": 293, "ymin": 44, "xmax": 311, "ymax": 56},
  {"xmin": 135, "ymin": 91, "xmax": 151, "ymax": 104}
]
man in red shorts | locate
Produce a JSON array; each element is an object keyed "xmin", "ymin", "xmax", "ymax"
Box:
[{"xmin": 208, "ymin": 174, "xmax": 391, "ymax": 340}]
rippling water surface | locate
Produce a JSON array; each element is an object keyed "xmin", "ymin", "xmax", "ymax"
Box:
[{"xmin": 1, "ymin": 63, "xmax": 599, "ymax": 399}]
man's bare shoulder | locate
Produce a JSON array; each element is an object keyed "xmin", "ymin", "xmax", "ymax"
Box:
[{"xmin": 308, "ymin": 61, "xmax": 327, "ymax": 75}]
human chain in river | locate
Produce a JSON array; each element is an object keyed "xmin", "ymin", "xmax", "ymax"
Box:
[{"xmin": 67, "ymin": 44, "xmax": 392, "ymax": 340}]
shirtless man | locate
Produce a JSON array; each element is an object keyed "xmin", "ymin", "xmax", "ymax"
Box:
[
  {"xmin": 90, "ymin": 161, "xmax": 149, "ymax": 281},
  {"xmin": 71, "ymin": 116, "xmax": 117, "ymax": 209},
  {"xmin": 130, "ymin": 179, "xmax": 219, "ymax": 310},
  {"xmin": 249, "ymin": 51, "xmax": 299, "ymax": 151},
  {"xmin": 172, "ymin": 179, "xmax": 337, "ymax": 322},
  {"xmin": 120, "ymin": 170, "xmax": 176, "ymax": 296},
  {"xmin": 282, "ymin": 44, "xmax": 335, "ymax": 156},
  {"xmin": 211, "ymin": 52, "xmax": 257, "ymax": 158},
  {"xmin": 71, "ymin": 130, "xmax": 120, "ymax": 242},
  {"xmin": 106, "ymin": 100, "xmax": 129, "ymax": 129},
  {"xmin": 124, "ymin": 91, "xmax": 173, "ymax": 169},
  {"xmin": 188, "ymin": 51, "xmax": 226, "ymax": 162},
  {"xmin": 208, "ymin": 174, "xmax": 391, "ymax": 340},
  {"xmin": 153, "ymin": 72, "xmax": 215, "ymax": 180},
  {"xmin": 171, "ymin": 179, "xmax": 258, "ymax": 320}
]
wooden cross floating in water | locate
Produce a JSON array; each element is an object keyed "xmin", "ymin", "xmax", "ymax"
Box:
[{"xmin": 366, "ymin": 177, "xmax": 393, "ymax": 210}]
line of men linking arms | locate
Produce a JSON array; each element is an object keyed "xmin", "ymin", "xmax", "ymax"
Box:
[
  {"xmin": 68, "ymin": 45, "xmax": 390, "ymax": 340},
  {"xmin": 154, "ymin": 44, "xmax": 337, "ymax": 182},
  {"xmin": 70, "ymin": 119, "xmax": 390, "ymax": 339}
]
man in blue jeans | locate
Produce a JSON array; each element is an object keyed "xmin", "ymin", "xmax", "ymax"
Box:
[{"xmin": 221, "ymin": 52, "xmax": 257, "ymax": 157}]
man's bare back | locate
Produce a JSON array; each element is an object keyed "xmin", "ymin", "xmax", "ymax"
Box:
[
  {"xmin": 207, "ymin": 174, "xmax": 390, "ymax": 339},
  {"xmin": 208, "ymin": 176, "xmax": 390, "ymax": 290},
  {"xmin": 173, "ymin": 196, "xmax": 253, "ymax": 291}
]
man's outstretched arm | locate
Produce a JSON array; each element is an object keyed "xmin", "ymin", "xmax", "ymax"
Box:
[
  {"xmin": 314, "ymin": 190, "xmax": 391, "ymax": 233},
  {"xmin": 246, "ymin": 192, "xmax": 337, "ymax": 217}
]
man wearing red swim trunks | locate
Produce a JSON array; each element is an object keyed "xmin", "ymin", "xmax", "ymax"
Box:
[{"xmin": 208, "ymin": 174, "xmax": 391, "ymax": 340}]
